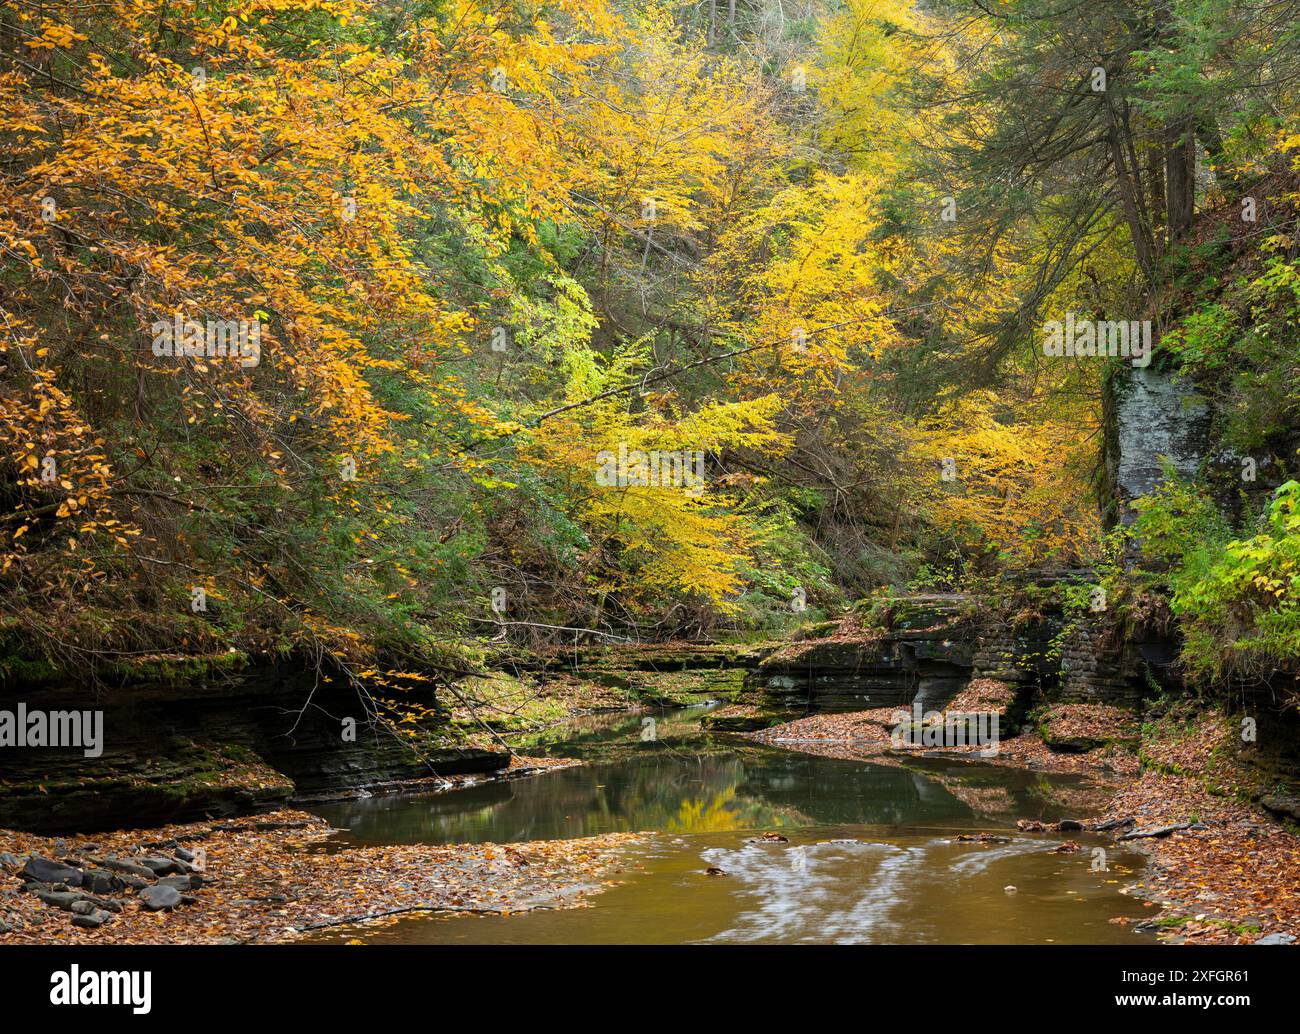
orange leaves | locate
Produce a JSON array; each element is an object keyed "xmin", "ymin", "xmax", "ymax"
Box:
[
  {"xmin": 0, "ymin": 0, "xmax": 632, "ymax": 576},
  {"xmin": 0, "ymin": 368, "xmax": 126, "ymax": 558},
  {"xmin": 23, "ymin": 19, "xmax": 88, "ymax": 51}
]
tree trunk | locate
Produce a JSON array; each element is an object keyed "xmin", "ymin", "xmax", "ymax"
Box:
[
  {"xmin": 1164, "ymin": 117, "xmax": 1196, "ymax": 243},
  {"xmin": 1146, "ymin": 144, "xmax": 1165, "ymax": 238},
  {"xmin": 1105, "ymin": 97, "xmax": 1158, "ymax": 281}
]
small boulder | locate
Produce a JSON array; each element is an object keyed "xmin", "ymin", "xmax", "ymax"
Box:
[
  {"xmin": 1119, "ymin": 823, "xmax": 1192, "ymax": 841},
  {"xmin": 138, "ymin": 884, "xmax": 183, "ymax": 911},
  {"xmin": 96, "ymin": 856, "xmax": 155, "ymax": 880},
  {"xmin": 76, "ymin": 894, "xmax": 124, "ymax": 914},
  {"xmin": 80, "ymin": 869, "xmax": 123, "ymax": 895},
  {"xmin": 22, "ymin": 856, "xmax": 83, "ymax": 886},
  {"xmin": 1260, "ymin": 795, "xmax": 1300, "ymax": 823},
  {"xmin": 71, "ymin": 909, "xmax": 112, "ymax": 929},
  {"xmin": 137, "ymin": 856, "xmax": 184, "ymax": 876},
  {"xmin": 1254, "ymin": 932, "xmax": 1296, "ymax": 946},
  {"xmin": 32, "ymin": 889, "xmax": 81, "ymax": 912},
  {"xmin": 156, "ymin": 874, "xmax": 203, "ymax": 891},
  {"xmin": 1058, "ymin": 819, "xmax": 1085, "ymax": 831}
]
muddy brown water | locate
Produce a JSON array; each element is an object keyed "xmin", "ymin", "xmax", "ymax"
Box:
[{"xmin": 307, "ymin": 705, "xmax": 1154, "ymax": 944}]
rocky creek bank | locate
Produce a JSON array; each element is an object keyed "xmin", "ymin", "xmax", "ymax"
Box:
[
  {"xmin": 0, "ymin": 810, "xmax": 646, "ymax": 943},
  {"xmin": 0, "ymin": 641, "xmax": 770, "ymax": 834}
]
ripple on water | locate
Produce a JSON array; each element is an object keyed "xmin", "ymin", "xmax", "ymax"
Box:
[{"xmin": 701, "ymin": 840, "xmax": 920, "ymax": 944}]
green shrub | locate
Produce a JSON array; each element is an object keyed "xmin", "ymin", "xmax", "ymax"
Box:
[{"xmin": 1134, "ymin": 478, "xmax": 1300, "ymax": 684}]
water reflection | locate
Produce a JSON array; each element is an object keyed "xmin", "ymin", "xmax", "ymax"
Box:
[
  {"xmin": 305, "ymin": 702, "xmax": 1151, "ymax": 945},
  {"xmin": 312, "ymin": 705, "xmax": 1105, "ymax": 846},
  {"xmin": 313, "ymin": 754, "xmax": 798, "ymax": 844}
]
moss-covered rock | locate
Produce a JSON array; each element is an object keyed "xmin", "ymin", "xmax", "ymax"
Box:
[{"xmin": 700, "ymin": 705, "xmax": 798, "ymax": 732}]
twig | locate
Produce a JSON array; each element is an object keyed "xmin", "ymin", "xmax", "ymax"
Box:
[{"xmin": 293, "ymin": 902, "xmax": 558, "ymax": 932}]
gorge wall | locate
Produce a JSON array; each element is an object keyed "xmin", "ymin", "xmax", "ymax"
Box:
[{"xmin": 0, "ymin": 659, "xmax": 505, "ymax": 833}]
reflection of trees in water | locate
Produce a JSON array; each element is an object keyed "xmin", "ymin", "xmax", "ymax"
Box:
[
  {"xmin": 315, "ymin": 740, "xmax": 1102, "ymax": 848},
  {"xmin": 584, "ymin": 755, "xmax": 792, "ymax": 833},
  {"xmin": 877, "ymin": 757, "xmax": 1111, "ymax": 824},
  {"xmin": 1021, "ymin": 774, "xmax": 1111, "ymax": 816},
  {"xmin": 927, "ymin": 782, "xmax": 1017, "ymax": 817},
  {"xmin": 731, "ymin": 751, "xmax": 977, "ymax": 828},
  {"xmin": 507, "ymin": 712, "xmax": 634, "ymax": 754},
  {"xmin": 317, "ymin": 753, "xmax": 796, "ymax": 844}
]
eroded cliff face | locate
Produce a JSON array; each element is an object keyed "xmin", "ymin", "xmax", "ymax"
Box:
[
  {"xmin": 745, "ymin": 365, "xmax": 1238, "ymax": 723},
  {"xmin": 0, "ymin": 660, "xmax": 507, "ymax": 833},
  {"xmin": 748, "ymin": 596, "xmax": 978, "ymax": 714},
  {"xmin": 1104, "ymin": 365, "xmax": 1215, "ymax": 528},
  {"xmin": 747, "ymin": 576, "xmax": 1184, "ymax": 724},
  {"xmin": 0, "ymin": 642, "xmax": 774, "ymax": 834}
]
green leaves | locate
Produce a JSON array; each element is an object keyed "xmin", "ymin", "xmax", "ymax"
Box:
[{"xmin": 1136, "ymin": 478, "xmax": 1300, "ymax": 683}]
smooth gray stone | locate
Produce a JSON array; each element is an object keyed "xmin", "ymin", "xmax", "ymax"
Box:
[{"xmin": 138, "ymin": 884, "xmax": 183, "ymax": 911}]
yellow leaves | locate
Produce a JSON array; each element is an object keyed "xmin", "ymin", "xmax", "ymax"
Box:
[
  {"xmin": 915, "ymin": 390, "xmax": 1101, "ymax": 565},
  {"xmin": 561, "ymin": 17, "xmax": 769, "ymax": 249},
  {"xmin": 674, "ymin": 395, "xmax": 791, "ymax": 455},
  {"xmin": 524, "ymin": 350, "xmax": 789, "ymax": 610},
  {"xmin": 0, "ymin": 0, "xmax": 803, "ymax": 634},
  {"xmin": 706, "ymin": 168, "xmax": 905, "ymax": 412},
  {"xmin": 25, "ymin": 20, "xmax": 88, "ymax": 51},
  {"xmin": 817, "ymin": 0, "xmax": 941, "ymax": 173}
]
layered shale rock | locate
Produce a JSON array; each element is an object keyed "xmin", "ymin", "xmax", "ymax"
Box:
[
  {"xmin": 748, "ymin": 596, "xmax": 978, "ymax": 713},
  {"xmin": 0, "ymin": 658, "xmax": 506, "ymax": 833}
]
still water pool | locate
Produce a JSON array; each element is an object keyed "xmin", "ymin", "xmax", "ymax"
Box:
[{"xmin": 308, "ymin": 705, "xmax": 1152, "ymax": 944}]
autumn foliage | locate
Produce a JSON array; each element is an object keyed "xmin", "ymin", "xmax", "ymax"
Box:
[{"xmin": 4, "ymin": 0, "xmax": 1289, "ymax": 679}]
